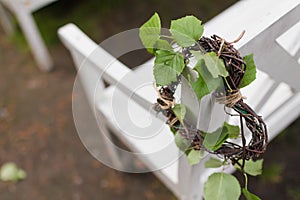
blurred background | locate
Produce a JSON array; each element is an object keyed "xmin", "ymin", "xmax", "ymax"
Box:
[{"xmin": 0, "ymin": 0, "xmax": 299, "ymax": 199}]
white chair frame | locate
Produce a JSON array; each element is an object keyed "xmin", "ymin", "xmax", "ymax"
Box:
[{"xmin": 0, "ymin": 0, "xmax": 58, "ymax": 71}]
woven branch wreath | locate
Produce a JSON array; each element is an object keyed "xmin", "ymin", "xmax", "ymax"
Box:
[
  {"xmin": 156, "ymin": 34, "xmax": 268, "ymax": 166},
  {"xmin": 140, "ymin": 13, "xmax": 268, "ymax": 199}
]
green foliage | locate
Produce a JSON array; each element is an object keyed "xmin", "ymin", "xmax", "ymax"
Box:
[
  {"xmin": 204, "ymin": 157, "xmax": 223, "ymax": 168},
  {"xmin": 236, "ymin": 159, "xmax": 263, "ymax": 176},
  {"xmin": 190, "ymin": 75, "xmax": 210, "ymax": 100},
  {"xmin": 172, "ymin": 104, "xmax": 186, "ymax": 124},
  {"xmin": 174, "ymin": 131, "xmax": 190, "ymax": 152},
  {"xmin": 192, "ymin": 51, "xmax": 228, "ymax": 78},
  {"xmin": 32, "ymin": 0, "xmax": 124, "ymax": 45},
  {"xmin": 203, "ymin": 128, "xmax": 228, "ymax": 151},
  {"xmin": 240, "ymin": 54, "xmax": 257, "ymax": 88},
  {"xmin": 204, "ymin": 173, "xmax": 241, "ymax": 200},
  {"xmin": 155, "ymin": 50, "xmax": 185, "ymax": 73},
  {"xmin": 287, "ymin": 187, "xmax": 300, "ymax": 200},
  {"xmin": 187, "ymin": 149, "xmax": 205, "ymax": 165},
  {"xmin": 154, "ymin": 50, "xmax": 185, "ymax": 85},
  {"xmin": 190, "ymin": 59, "xmax": 222, "ymax": 100},
  {"xmin": 154, "ymin": 64, "xmax": 178, "ymax": 86},
  {"xmin": 139, "ymin": 13, "xmax": 161, "ymax": 53},
  {"xmin": 170, "ymin": 16, "xmax": 203, "ymax": 47},
  {"xmin": 244, "ymin": 159, "xmax": 263, "ymax": 176},
  {"xmin": 8, "ymin": 26, "xmax": 30, "ymax": 52},
  {"xmin": 261, "ymin": 163, "xmax": 284, "ymax": 183},
  {"xmin": 154, "ymin": 39, "xmax": 173, "ymax": 51},
  {"xmin": 224, "ymin": 122, "xmax": 240, "ymax": 139},
  {"xmin": 0, "ymin": 162, "xmax": 26, "ymax": 182},
  {"xmin": 242, "ymin": 188, "xmax": 261, "ymax": 200},
  {"xmin": 203, "ymin": 122, "xmax": 240, "ymax": 151},
  {"xmin": 170, "ymin": 126, "xmax": 177, "ymax": 135}
]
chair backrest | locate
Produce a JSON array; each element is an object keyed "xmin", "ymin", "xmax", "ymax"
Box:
[
  {"xmin": 58, "ymin": 0, "xmax": 300, "ymax": 199},
  {"xmin": 203, "ymin": 0, "xmax": 300, "ymax": 140}
]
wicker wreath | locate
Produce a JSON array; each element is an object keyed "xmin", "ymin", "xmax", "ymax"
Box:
[{"xmin": 154, "ymin": 33, "xmax": 268, "ymax": 169}]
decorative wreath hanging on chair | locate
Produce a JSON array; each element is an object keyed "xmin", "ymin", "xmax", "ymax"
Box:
[{"xmin": 139, "ymin": 13, "xmax": 268, "ymax": 200}]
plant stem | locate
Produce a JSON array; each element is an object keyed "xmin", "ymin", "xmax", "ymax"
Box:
[
  {"xmin": 240, "ymin": 116, "xmax": 246, "ymax": 170},
  {"xmin": 244, "ymin": 173, "xmax": 248, "ymax": 189},
  {"xmin": 224, "ymin": 78, "xmax": 233, "ymax": 92}
]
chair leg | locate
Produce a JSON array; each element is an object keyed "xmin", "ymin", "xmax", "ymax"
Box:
[
  {"xmin": 10, "ymin": 1, "xmax": 53, "ymax": 71},
  {"xmin": 95, "ymin": 112, "xmax": 124, "ymax": 170},
  {"xmin": 0, "ymin": 3, "xmax": 14, "ymax": 35},
  {"xmin": 71, "ymin": 52, "xmax": 125, "ymax": 170}
]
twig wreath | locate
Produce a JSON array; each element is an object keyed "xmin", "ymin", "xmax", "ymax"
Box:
[{"xmin": 139, "ymin": 13, "xmax": 268, "ymax": 200}]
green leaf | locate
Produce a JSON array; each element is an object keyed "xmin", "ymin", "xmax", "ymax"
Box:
[
  {"xmin": 139, "ymin": 13, "xmax": 161, "ymax": 53},
  {"xmin": 170, "ymin": 16, "xmax": 203, "ymax": 47},
  {"xmin": 172, "ymin": 104, "xmax": 186, "ymax": 124},
  {"xmin": 170, "ymin": 126, "xmax": 177, "ymax": 135},
  {"xmin": 17, "ymin": 169, "xmax": 26, "ymax": 180},
  {"xmin": 202, "ymin": 122, "xmax": 240, "ymax": 151},
  {"xmin": 175, "ymin": 131, "xmax": 190, "ymax": 152},
  {"xmin": 203, "ymin": 127, "xmax": 228, "ymax": 151},
  {"xmin": 190, "ymin": 74, "xmax": 209, "ymax": 100},
  {"xmin": 192, "ymin": 51, "xmax": 228, "ymax": 78},
  {"xmin": 205, "ymin": 157, "xmax": 223, "ymax": 168},
  {"xmin": 154, "ymin": 50, "xmax": 185, "ymax": 85},
  {"xmin": 236, "ymin": 159, "xmax": 263, "ymax": 176},
  {"xmin": 155, "ymin": 50, "xmax": 184, "ymax": 73},
  {"xmin": 187, "ymin": 149, "xmax": 204, "ymax": 165},
  {"xmin": 244, "ymin": 159, "xmax": 263, "ymax": 176},
  {"xmin": 240, "ymin": 54, "xmax": 257, "ymax": 88},
  {"xmin": 242, "ymin": 188, "xmax": 261, "ymax": 200},
  {"xmin": 224, "ymin": 122, "xmax": 240, "ymax": 139},
  {"xmin": 154, "ymin": 39, "xmax": 173, "ymax": 51},
  {"xmin": 204, "ymin": 173, "xmax": 241, "ymax": 200},
  {"xmin": 0, "ymin": 162, "xmax": 27, "ymax": 182},
  {"xmin": 154, "ymin": 63, "xmax": 178, "ymax": 85},
  {"xmin": 190, "ymin": 59, "xmax": 222, "ymax": 100}
]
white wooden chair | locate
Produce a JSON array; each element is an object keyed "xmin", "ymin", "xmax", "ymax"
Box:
[
  {"xmin": 0, "ymin": 0, "xmax": 58, "ymax": 71},
  {"xmin": 58, "ymin": 0, "xmax": 300, "ymax": 199}
]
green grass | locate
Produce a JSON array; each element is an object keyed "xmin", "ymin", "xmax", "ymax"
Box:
[
  {"xmin": 8, "ymin": 27, "xmax": 29, "ymax": 52},
  {"xmin": 287, "ymin": 187, "xmax": 300, "ymax": 200},
  {"xmin": 8, "ymin": 0, "xmax": 238, "ymax": 51},
  {"xmin": 9, "ymin": 0, "xmax": 123, "ymax": 48},
  {"xmin": 260, "ymin": 163, "xmax": 285, "ymax": 184}
]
